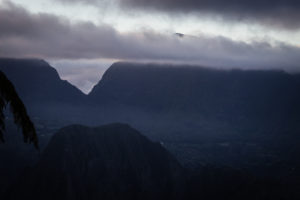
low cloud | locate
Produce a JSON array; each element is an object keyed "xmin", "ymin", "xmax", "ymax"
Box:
[{"xmin": 1, "ymin": 1, "xmax": 300, "ymax": 72}]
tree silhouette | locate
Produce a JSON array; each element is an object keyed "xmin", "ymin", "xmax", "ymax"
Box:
[{"xmin": 0, "ymin": 70, "xmax": 38, "ymax": 149}]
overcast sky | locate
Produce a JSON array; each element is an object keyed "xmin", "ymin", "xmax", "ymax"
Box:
[{"xmin": 0, "ymin": 0, "xmax": 300, "ymax": 93}]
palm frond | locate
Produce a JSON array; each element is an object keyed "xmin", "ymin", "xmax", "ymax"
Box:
[{"xmin": 0, "ymin": 70, "xmax": 38, "ymax": 149}]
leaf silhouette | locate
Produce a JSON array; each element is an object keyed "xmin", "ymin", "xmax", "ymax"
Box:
[{"xmin": 0, "ymin": 70, "xmax": 38, "ymax": 149}]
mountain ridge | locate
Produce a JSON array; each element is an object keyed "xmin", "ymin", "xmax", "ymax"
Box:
[
  {"xmin": 2, "ymin": 58, "xmax": 300, "ymax": 169},
  {"xmin": 0, "ymin": 58, "xmax": 86, "ymax": 104}
]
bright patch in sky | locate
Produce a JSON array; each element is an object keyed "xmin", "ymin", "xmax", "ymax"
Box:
[{"xmin": 50, "ymin": 59, "xmax": 115, "ymax": 94}]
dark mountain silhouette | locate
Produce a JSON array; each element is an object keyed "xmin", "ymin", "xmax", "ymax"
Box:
[
  {"xmin": 5, "ymin": 123, "xmax": 184, "ymax": 200},
  {"xmin": 3, "ymin": 59, "xmax": 300, "ymax": 132},
  {"xmin": 2, "ymin": 59, "xmax": 300, "ymax": 169},
  {"xmin": 0, "ymin": 58, "xmax": 87, "ymax": 120},
  {"xmin": 1, "ymin": 59, "xmax": 300, "ymax": 199},
  {"xmin": 88, "ymin": 62, "xmax": 300, "ymax": 142},
  {"xmin": 90, "ymin": 62, "xmax": 300, "ymax": 123},
  {"xmin": 87, "ymin": 62, "xmax": 300, "ymax": 173},
  {"xmin": 0, "ymin": 58, "xmax": 86, "ymax": 106}
]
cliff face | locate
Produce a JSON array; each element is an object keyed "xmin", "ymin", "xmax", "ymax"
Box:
[{"xmin": 5, "ymin": 123, "xmax": 184, "ymax": 200}]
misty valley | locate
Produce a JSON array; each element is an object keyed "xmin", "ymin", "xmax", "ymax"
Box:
[{"xmin": 1, "ymin": 58, "xmax": 300, "ymax": 199}]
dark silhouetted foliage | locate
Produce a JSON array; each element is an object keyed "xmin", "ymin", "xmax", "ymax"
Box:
[{"xmin": 0, "ymin": 70, "xmax": 38, "ymax": 148}]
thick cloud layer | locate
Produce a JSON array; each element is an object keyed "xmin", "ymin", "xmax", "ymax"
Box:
[
  {"xmin": 56, "ymin": 0, "xmax": 300, "ymax": 29},
  {"xmin": 1, "ymin": 1, "xmax": 300, "ymax": 71},
  {"xmin": 126, "ymin": 0, "xmax": 300, "ymax": 29}
]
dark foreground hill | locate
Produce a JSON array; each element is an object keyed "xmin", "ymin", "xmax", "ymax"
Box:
[
  {"xmin": 3, "ymin": 123, "xmax": 299, "ymax": 200},
  {"xmin": 5, "ymin": 123, "xmax": 184, "ymax": 200}
]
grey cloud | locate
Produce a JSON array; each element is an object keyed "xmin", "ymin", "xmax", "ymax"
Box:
[
  {"xmin": 1, "ymin": 1, "xmax": 300, "ymax": 72},
  {"xmin": 120, "ymin": 0, "xmax": 300, "ymax": 29},
  {"xmin": 56, "ymin": 0, "xmax": 99, "ymax": 4},
  {"xmin": 55, "ymin": 0, "xmax": 300, "ymax": 29}
]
